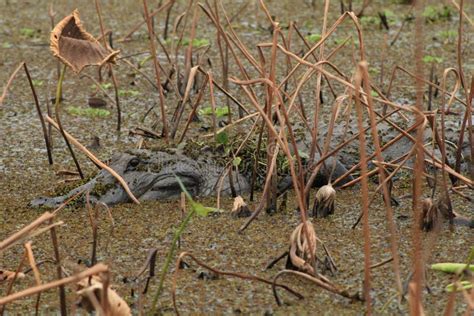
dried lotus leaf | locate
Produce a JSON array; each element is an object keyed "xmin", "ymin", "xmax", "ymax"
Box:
[{"xmin": 50, "ymin": 9, "xmax": 119, "ymax": 73}]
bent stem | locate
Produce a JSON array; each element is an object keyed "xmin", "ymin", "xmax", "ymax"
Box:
[{"xmin": 54, "ymin": 64, "xmax": 84, "ymax": 179}]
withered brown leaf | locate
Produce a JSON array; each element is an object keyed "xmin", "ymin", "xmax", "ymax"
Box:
[{"xmin": 50, "ymin": 9, "xmax": 119, "ymax": 73}]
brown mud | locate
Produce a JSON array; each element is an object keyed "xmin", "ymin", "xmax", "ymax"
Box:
[{"xmin": 1, "ymin": 0, "xmax": 473, "ymax": 314}]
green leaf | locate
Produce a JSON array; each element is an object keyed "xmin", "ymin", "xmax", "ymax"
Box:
[
  {"xmin": 191, "ymin": 202, "xmax": 216, "ymax": 217},
  {"xmin": 445, "ymin": 281, "xmax": 473, "ymax": 293},
  {"xmin": 20, "ymin": 27, "xmax": 38, "ymax": 38},
  {"xmin": 198, "ymin": 106, "xmax": 229, "ymax": 118},
  {"xmin": 118, "ymin": 89, "xmax": 140, "ymax": 97},
  {"xmin": 32, "ymin": 79, "xmax": 43, "ymax": 87},
  {"xmin": 174, "ymin": 174, "xmax": 216, "ymax": 217},
  {"xmin": 66, "ymin": 106, "xmax": 110, "ymax": 118},
  {"xmin": 305, "ymin": 33, "xmax": 321, "ymax": 44},
  {"xmin": 422, "ymin": 55, "xmax": 443, "ymax": 64},
  {"xmin": 2, "ymin": 42, "xmax": 12, "ymax": 48},
  {"xmin": 216, "ymin": 131, "xmax": 229, "ymax": 145},
  {"xmin": 232, "ymin": 157, "xmax": 242, "ymax": 167},
  {"xmin": 360, "ymin": 16, "xmax": 378, "ymax": 26},
  {"xmin": 431, "ymin": 263, "xmax": 474, "ymax": 274}
]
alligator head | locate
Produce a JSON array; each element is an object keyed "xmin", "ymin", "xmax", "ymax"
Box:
[{"xmin": 30, "ymin": 149, "xmax": 250, "ymax": 208}]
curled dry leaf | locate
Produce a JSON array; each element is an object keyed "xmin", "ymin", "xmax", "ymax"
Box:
[
  {"xmin": 50, "ymin": 9, "xmax": 119, "ymax": 73},
  {"xmin": 76, "ymin": 275, "xmax": 131, "ymax": 316},
  {"xmin": 286, "ymin": 221, "xmax": 317, "ymax": 275},
  {"xmin": 0, "ymin": 269, "xmax": 25, "ymax": 283}
]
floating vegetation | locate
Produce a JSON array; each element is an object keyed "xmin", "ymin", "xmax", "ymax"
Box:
[{"xmin": 66, "ymin": 106, "xmax": 110, "ymax": 118}]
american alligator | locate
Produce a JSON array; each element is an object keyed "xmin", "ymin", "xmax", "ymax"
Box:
[{"xmin": 30, "ymin": 148, "xmax": 352, "ymax": 208}]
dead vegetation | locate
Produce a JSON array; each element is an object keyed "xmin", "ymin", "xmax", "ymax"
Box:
[{"xmin": 0, "ymin": 0, "xmax": 473, "ymax": 314}]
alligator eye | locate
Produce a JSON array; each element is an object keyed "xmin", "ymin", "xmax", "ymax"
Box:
[{"xmin": 129, "ymin": 158, "xmax": 140, "ymax": 168}]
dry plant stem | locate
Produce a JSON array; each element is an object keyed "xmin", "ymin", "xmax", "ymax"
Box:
[
  {"xmin": 0, "ymin": 264, "xmax": 108, "ymax": 306},
  {"xmin": 143, "ymin": 0, "xmax": 169, "ymax": 142},
  {"xmin": 170, "ymin": 66, "xmax": 200, "ymax": 139},
  {"xmin": 387, "ymin": 66, "xmax": 467, "ymax": 108},
  {"xmin": 277, "ymin": 11, "xmax": 365, "ymax": 90},
  {"xmin": 0, "ymin": 61, "xmax": 24, "ymax": 105},
  {"xmin": 25, "ymin": 242, "xmax": 42, "ymax": 315},
  {"xmin": 44, "ymin": 115, "xmax": 140, "ymax": 204},
  {"xmin": 199, "ymin": 2, "xmax": 260, "ymax": 101},
  {"xmin": 453, "ymin": 0, "xmax": 470, "ymax": 178},
  {"xmin": 94, "ymin": 0, "xmax": 121, "ymax": 132},
  {"xmin": 49, "ymin": 221, "xmax": 67, "ymax": 316},
  {"xmin": 208, "ymin": 71, "xmax": 217, "ymax": 140},
  {"xmin": 450, "ymin": 0, "xmax": 474, "ymax": 27},
  {"xmin": 411, "ymin": 2, "xmax": 426, "ymax": 312},
  {"xmin": 24, "ymin": 242, "xmax": 41, "ymax": 286},
  {"xmin": 110, "ymin": 68, "xmax": 121, "ymax": 132},
  {"xmin": 0, "ymin": 252, "xmax": 27, "ymax": 315},
  {"xmin": 0, "ymin": 212, "xmax": 55, "ymax": 253},
  {"xmin": 262, "ymin": 6, "xmax": 279, "ymax": 213},
  {"xmin": 352, "ymin": 148, "xmax": 415, "ymax": 229},
  {"xmin": 23, "ymin": 63, "xmax": 53, "ymax": 164},
  {"xmin": 81, "ymin": 73, "xmax": 117, "ymax": 105},
  {"xmin": 272, "ymin": 270, "xmax": 361, "ymax": 306},
  {"xmin": 119, "ymin": 0, "xmax": 174, "ymax": 41},
  {"xmin": 309, "ymin": 0, "xmax": 329, "ymax": 166},
  {"xmin": 197, "ymin": 67, "xmax": 249, "ymax": 116},
  {"xmin": 172, "ymin": 252, "xmax": 303, "ymax": 315},
  {"xmin": 86, "ymin": 193, "xmax": 99, "ymax": 266},
  {"xmin": 233, "ymin": 80, "xmax": 307, "ymax": 223},
  {"xmin": 177, "ymin": 74, "xmax": 209, "ymax": 143},
  {"xmin": 360, "ymin": 62, "xmax": 402, "ymax": 298},
  {"xmin": 54, "ymin": 65, "xmax": 84, "ymax": 179},
  {"xmin": 354, "ymin": 65, "xmax": 372, "ymax": 313},
  {"xmin": 370, "ymin": 257, "xmax": 394, "ymax": 269}
]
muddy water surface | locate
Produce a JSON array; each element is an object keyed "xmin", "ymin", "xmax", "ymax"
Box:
[{"xmin": 1, "ymin": 0, "xmax": 473, "ymax": 314}]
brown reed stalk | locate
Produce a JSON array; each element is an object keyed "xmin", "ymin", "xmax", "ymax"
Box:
[
  {"xmin": 177, "ymin": 73, "xmax": 209, "ymax": 143},
  {"xmin": 0, "ymin": 251, "xmax": 27, "ymax": 315},
  {"xmin": 119, "ymin": 0, "xmax": 175, "ymax": 42},
  {"xmin": 49, "ymin": 221, "xmax": 67, "ymax": 316},
  {"xmin": 213, "ymin": 0, "xmax": 233, "ymax": 120},
  {"xmin": 44, "ymin": 115, "xmax": 140, "ymax": 204},
  {"xmin": 54, "ymin": 65, "xmax": 84, "ymax": 179},
  {"xmin": 24, "ymin": 242, "xmax": 42, "ymax": 315},
  {"xmin": 411, "ymin": 0, "xmax": 426, "ymax": 312},
  {"xmin": 23, "ymin": 63, "xmax": 53, "ymax": 165},
  {"xmin": 453, "ymin": 0, "xmax": 473, "ymax": 180},
  {"xmin": 143, "ymin": 0, "xmax": 169, "ymax": 142},
  {"xmin": 0, "ymin": 264, "xmax": 109, "ymax": 306},
  {"xmin": 208, "ymin": 71, "xmax": 218, "ymax": 140},
  {"xmin": 308, "ymin": 0, "xmax": 329, "ymax": 173},
  {"xmin": 272, "ymin": 270, "xmax": 362, "ymax": 306},
  {"xmin": 171, "ymin": 252, "xmax": 303, "ymax": 315},
  {"xmin": 170, "ymin": 66, "xmax": 200, "ymax": 139},
  {"xmin": 360, "ymin": 62, "xmax": 403, "ymax": 299},
  {"xmin": 0, "ymin": 62, "xmax": 24, "ymax": 105},
  {"xmin": 354, "ymin": 63, "xmax": 372, "ymax": 313},
  {"xmin": 94, "ymin": 0, "xmax": 122, "ymax": 132}
]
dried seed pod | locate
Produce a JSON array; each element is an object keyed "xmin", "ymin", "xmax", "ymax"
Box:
[
  {"xmin": 50, "ymin": 10, "xmax": 119, "ymax": 73},
  {"xmin": 420, "ymin": 198, "xmax": 441, "ymax": 232},
  {"xmin": 311, "ymin": 184, "xmax": 336, "ymax": 218},
  {"xmin": 231, "ymin": 196, "xmax": 252, "ymax": 218}
]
